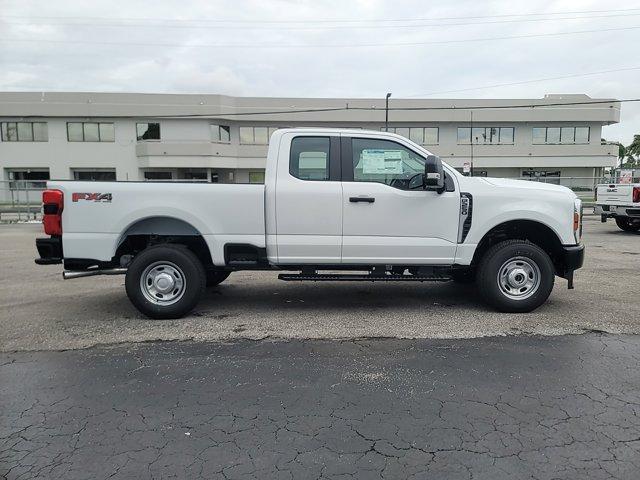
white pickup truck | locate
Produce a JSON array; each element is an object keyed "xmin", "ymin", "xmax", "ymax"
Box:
[
  {"xmin": 595, "ymin": 182, "xmax": 640, "ymax": 232},
  {"xmin": 35, "ymin": 128, "xmax": 584, "ymax": 319}
]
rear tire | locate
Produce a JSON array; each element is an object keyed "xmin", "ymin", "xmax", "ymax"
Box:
[
  {"xmin": 615, "ymin": 217, "xmax": 640, "ymax": 232},
  {"xmin": 477, "ymin": 240, "xmax": 555, "ymax": 313},
  {"xmin": 125, "ymin": 244, "xmax": 206, "ymax": 319}
]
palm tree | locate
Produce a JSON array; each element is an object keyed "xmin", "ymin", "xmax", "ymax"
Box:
[
  {"xmin": 602, "ymin": 139, "xmax": 628, "ymax": 167},
  {"xmin": 626, "ymin": 135, "xmax": 640, "ymax": 165}
]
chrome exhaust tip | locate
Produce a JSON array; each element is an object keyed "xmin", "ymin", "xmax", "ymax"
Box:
[{"xmin": 62, "ymin": 268, "xmax": 127, "ymax": 280}]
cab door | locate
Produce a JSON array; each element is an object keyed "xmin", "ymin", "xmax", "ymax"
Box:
[
  {"xmin": 272, "ymin": 133, "xmax": 343, "ymax": 264},
  {"xmin": 340, "ymin": 135, "xmax": 460, "ymax": 264}
]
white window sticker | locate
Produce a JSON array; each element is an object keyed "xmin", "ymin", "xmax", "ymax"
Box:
[{"xmin": 361, "ymin": 149, "xmax": 404, "ymax": 174}]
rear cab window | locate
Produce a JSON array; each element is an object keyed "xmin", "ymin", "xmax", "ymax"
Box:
[{"xmin": 289, "ymin": 136, "xmax": 340, "ymax": 181}]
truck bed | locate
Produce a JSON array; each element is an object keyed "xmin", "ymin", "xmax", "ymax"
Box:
[{"xmin": 49, "ymin": 181, "xmax": 266, "ymax": 263}]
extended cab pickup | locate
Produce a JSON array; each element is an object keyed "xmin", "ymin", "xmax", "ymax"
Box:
[
  {"xmin": 595, "ymin": 183, "xmax": 640, "ymax": 232},
  {"xmin": 35, "ymin": 128, "xmax": 585, "ymax": 318}
]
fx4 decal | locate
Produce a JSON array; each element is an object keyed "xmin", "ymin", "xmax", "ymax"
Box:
[{"xmin": 72, "ymin": 193, "xmax": 113, "ymax": 203}]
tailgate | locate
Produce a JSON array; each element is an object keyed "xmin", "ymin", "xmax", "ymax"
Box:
[{"xmin": 596, "ymin": 184, "xmax": 633, "ymax": 205}]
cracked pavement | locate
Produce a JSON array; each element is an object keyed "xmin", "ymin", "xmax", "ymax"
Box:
[{"xmin": 2, "ymin": 334, "xmax": 640, "ymax": 479}]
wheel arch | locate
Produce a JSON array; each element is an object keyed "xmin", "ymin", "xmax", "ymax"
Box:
[
  {"xmin": 113, "ymin": 216, "xmax": 214, "ymax": 268},
  {"xmin": 471, "ymin": 219, "xmax": 566, "ymax": 275}
]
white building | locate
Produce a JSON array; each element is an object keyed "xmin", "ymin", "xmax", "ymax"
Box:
[{"xmin": 0, "ymin": 92, "xmax": 620, "ymax": 191}]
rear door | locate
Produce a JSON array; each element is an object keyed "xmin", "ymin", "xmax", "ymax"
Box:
[
  {"xmin": 340, "ymin": 135, "xmax": 460, "ymax": 264},
  {"xmin": 272, "ymin": 133, "xmax": 343, "ymax": 264}
]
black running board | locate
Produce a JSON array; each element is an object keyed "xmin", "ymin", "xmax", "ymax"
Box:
[{"xmin": 278, "ymin": 273, "xmax": 451, "ymax": 282}]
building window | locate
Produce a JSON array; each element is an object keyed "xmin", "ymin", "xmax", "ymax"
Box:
[
  {"xmin": 7, "ymin": 169, "xmax": 50, "ymax": 189},
  {"xmin": 211, "ymin": 172, "xmax": 219, "ymax": 183},
  {"xmin": 182, "ymin": 170, "xmax": 208, "ymax": 181},
  {"xmin": 1, "ymin": 122, "xmax": 48, "ymax": 142},
  {"xmin": 67, "ymin": 122, "xmax": 115, "ymax": 142},
  {"xmin": 532, "ymin": 126, "xmax": 590, "ymax": 144},
  {"xmin": 382, "ymin": 127, "xmax": 439, "ymax": 145},
  {"xmin": 522, "ymin": 170, "xmax": 561, "ymax": 184},
  {"xmin": 546, "ymin": 127, "xmax": 561, "ymax": 144},
  {"xmin": 211, "ymin": 125, "xmax": 231, "ymax": 143},
  {"xmin": 136, "ymin": 123, "xmax": 160, "ymax": 141},
  {"xmin": 457, "ymin": 127, "xmax": 514, "ymax": 145},
  {"xmin": 249, "ymin": 171, "xmax": 265, "ymax": 184},
  {"xmin": 239, "ymin": 126, "xmax": 278, "ymax": 144},
  {"xmin": 457, "ymin": 127, "xmax": 471, "ymax": 145},
  {"xmin": 72, "ymin": 170, "xmax": 116, "ymax": 181},
  {"xmin": 143, "ymin": 171, "xmax": 172, "ymax": 180},
  {"xmin": 532, "ymin": 128, "xmax": 546, "ymax": 145},
  {"xmin": 575, "ymin": 127, "xmax": 590, "ymax": 144}
]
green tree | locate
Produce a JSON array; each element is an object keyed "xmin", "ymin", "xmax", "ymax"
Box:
[
  {"xmin": 603, "ymin": 139, "xmax": 629, "ymax": 167},
  {"xmin": 627, "ymin": 134, "xmax": 640, "ymax": 161}
]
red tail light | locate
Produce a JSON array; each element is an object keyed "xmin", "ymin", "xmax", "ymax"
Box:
[
  {"xmin": 633, "ymin": 186, "xmax": 640, "ymax": 203},
  {"xmin": 42, "ymin": 189, "xmax": 64, "ymax": 236}
]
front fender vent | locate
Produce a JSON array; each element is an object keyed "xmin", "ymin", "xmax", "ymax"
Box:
[{"xmin": 458, "ymin": 193, "xmax": 473, "ymax": 243}]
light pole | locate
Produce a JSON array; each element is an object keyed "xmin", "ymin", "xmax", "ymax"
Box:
[
  {"xmin": 469, "ymin": 110, "xmax": 474, "ymax": 177},
  {"xmin": 385, "ymin": 92, "xmax": 392, "ymax": 131}
]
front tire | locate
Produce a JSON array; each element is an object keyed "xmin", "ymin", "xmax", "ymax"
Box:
[
  {"xmin": 477, "ymin": 240, "xmax": 555, "ymax": 313},
  {"xmin": 125, "ymin": 244, "xmax": 206, "ymax": 319},
  {"xmin": 615, "ymin": 217, "xmax": 640, "ymax": 232}
]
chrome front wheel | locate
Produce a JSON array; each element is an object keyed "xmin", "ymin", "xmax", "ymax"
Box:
[
  {"xmin": 497, "ymin": 257, "xmax": 541, "ymax": 301},
  {"xmin": 477, "ymin": 240, "xmax": 555, "ymax": 313}
]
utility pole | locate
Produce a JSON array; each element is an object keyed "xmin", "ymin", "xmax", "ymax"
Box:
[{"xmin": 385, "ymin": 93, "xmax": 392, "ymax": 131}]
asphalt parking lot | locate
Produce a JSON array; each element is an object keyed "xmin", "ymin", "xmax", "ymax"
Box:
[
  {"xmin": 1, "ymin": 218, "xmax": 639, "ymax": 479},
  {"xmin": 2, "ymin": 335, "xmax": 640, "ymax": 479},
  {"xmin": 0, "ymin": 218, "xmax": 639, "ymax": 352}
]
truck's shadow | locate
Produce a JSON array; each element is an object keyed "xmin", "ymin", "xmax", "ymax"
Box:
[{"xmin": 195, "ymin": 278, "xmax": 483, "ymax": 314}]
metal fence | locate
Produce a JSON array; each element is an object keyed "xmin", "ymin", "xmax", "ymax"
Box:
[{"xmin": 0, "ymin": 180, "xmax": 45, "ymax": 222}]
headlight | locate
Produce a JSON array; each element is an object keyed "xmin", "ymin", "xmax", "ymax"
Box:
[{"xmin": 573, "ymin": 198, "xmax": 583, "ymax": 243}]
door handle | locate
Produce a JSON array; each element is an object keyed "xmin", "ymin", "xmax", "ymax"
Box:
[{"xmin": 349, "ymin": 196, "xmax": 375, "ymax": 203}]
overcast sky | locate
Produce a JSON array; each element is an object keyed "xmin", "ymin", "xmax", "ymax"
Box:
[{"xmin": 1, "ymin": 0, "xmax": 638, "ymax": 143}]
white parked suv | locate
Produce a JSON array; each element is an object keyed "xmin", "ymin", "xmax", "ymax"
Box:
[{"xmin": 35, "ymin": 128, "xmax": 585, "ymax": 318}]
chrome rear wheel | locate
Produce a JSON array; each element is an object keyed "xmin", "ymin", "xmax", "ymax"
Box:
[
  {"xmin": 125, "ymin": 244, "xmax": 206, "ymax": 319},
  {"xmin": 140, "ymin": 261, "xmax": 186, "ymax": 305}
]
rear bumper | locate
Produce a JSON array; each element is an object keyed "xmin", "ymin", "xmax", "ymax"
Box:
[
  {"xmin": 35, "ymin": 237, "xmax": 63, "ymax": 265},
  {"xmin": 595, "ymin": 205, "xmax": 640, "ymax": 218}
]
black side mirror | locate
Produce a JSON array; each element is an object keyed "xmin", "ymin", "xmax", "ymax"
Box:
[{"xmin": 424, "ymin": 155, "xmax": 444, "ymax": 192}]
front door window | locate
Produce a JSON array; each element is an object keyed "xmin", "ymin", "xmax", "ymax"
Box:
[{"xmin": 351, "ymin": 138, "xmax": 427, "ymax": 190}]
